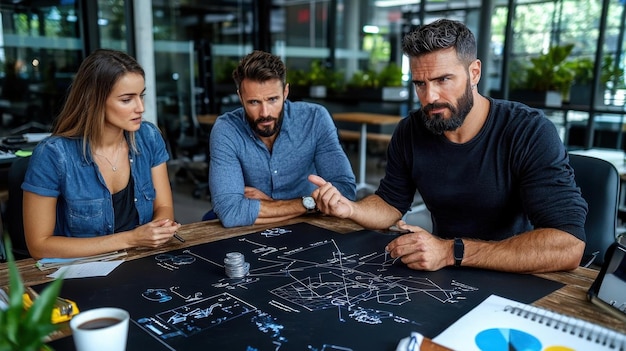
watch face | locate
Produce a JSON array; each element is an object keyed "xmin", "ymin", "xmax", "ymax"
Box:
[{"xmin": 302, "ymin": 196, "xmax": 316, "ymax": 210}]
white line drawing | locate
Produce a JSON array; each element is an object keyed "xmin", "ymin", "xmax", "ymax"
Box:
[
  {"xmin": 238, "ymin": 238, "xmax": 474, "ymax": 318},
  {"xmin": 155, "ymin": 253, "xmax": 196, "ymax": 266},
  {"xmin": 157, "ymin": 263, "xmax": 174, "ymax": 271},
  {"xmin": 186, "ymin": 232, "xmax": 476, "ymax": 321},
  {"xmin": 136, "ymin": 225, "xmax": 480, "ymax": 349},
  {"xmin": 169, "ymin": 286, "xmax": 203, "ymax": 302},
  {"xmin": 169, "ymin": 286, "xmax": 190, "ymax": 300},
  {"xmin": 182, "ymin": 249, "xmax": 222, "ymax": 267},
  {"xmin": 260, "ymin": 228, "xmax": 293, "ymax": 237},
  {"xmin": 137, "ymin": 292, "xmax": 256, "ymax": 339},
  {"xmin": 308, "ymin": 345, "xmax": 354, "ymax": 351},
  {"xmin": 142, "ymin": 288, "xmax": 172, "ymax": 303},
  {"xmin": 268, "ymin": 299, "xmax": 300, "ymax": 313}
]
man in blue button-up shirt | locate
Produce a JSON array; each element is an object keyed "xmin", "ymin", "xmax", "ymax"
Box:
[{"xmin": 209, "ymin": 50, "xmax": 356, "ymax": 228}]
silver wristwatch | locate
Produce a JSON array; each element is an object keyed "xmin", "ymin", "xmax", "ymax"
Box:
[{"xmin": 302, "ymin": 196, "xmax": 317, "ymax": 213}]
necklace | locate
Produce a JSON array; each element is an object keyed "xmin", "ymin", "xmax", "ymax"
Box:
[{"xmin": 94, "ymin": 140, "xmax": 124, "ymax": 172}]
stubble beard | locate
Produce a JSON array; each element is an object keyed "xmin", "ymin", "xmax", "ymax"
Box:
[
  {"xmin": 247, "ymin": 108, "xmax": 284, "ymax": 138},
  {"xmin": 421, "ymin": 80, "xmax": 474, "ymax": 135}
]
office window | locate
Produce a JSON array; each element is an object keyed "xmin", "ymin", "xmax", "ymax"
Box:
[{"xmin": 0, "ymin": 1, "xmax": 82, "ymax": 135}]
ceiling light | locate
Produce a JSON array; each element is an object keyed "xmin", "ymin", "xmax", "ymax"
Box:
[{"xmin": 374, "ymin": 0, "xmax": 420, "ymax": 7}]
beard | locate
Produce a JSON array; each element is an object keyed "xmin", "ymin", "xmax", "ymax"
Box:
[
  {"xmin": 246, "ymin": 108, "xmax": 284, "ymax": 138},
  {"xmin": 421, "ymin": 80, "xmax": 474, "ymax": 135}
]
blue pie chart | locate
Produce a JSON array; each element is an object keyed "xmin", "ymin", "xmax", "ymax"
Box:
[{"xmin": 475, "ymin": 328, "xmax": 542, "ymax": 351}]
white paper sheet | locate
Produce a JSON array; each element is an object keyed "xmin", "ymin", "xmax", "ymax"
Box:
[{"xmin": 46, "ymin": 260, "xmax": 124, "ymax": 279}]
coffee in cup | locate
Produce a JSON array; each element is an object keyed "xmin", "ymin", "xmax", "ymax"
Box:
[{"xmin": 70, "ymin": 307, "xmax": 130, "ymax": 351}]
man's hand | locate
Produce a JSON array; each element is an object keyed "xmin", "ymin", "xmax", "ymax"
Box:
[
  {"xmin": 245, "ymin": 186, "xmax": 272, "ymax": 200},
  {"xmin": 309, "ymin": 174, "xmax": 354, "ymax": 218},
  {"xmin": 385, "ymin": 221, "xmax": 452, "ymax": 271}
]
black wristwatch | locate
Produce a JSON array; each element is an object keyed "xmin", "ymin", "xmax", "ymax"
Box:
[
  {"xmin": 453, "ymin": 238, "xmax": 464, "ymax": 267},
  {"xmin": 302, "ymin": 196, "xmax": 317, "ymax": 214}
]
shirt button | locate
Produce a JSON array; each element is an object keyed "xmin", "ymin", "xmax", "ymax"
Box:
[
  {"xmin": 273, "ymin": 170, "xmax": 278, "ymax": 174},
  {"xmin": 134, "ymin": 198, "xmax": 138, "ymax": 202}
]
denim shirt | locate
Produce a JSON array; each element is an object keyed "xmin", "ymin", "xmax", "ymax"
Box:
[
  {"xmin": 209, "ymin": 100, "xmax": 356, "ymax": 227},
  {"xmin": 22, "ymin": 121, "xmax": 169, "ymax": 237}
]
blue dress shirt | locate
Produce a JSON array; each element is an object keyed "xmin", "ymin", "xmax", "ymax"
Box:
[{"xmin": 209, "ymin": 100, "xmax": 356, "ymax": 227}]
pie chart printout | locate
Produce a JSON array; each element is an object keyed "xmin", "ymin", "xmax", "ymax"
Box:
[
  {"xmin": 475, "ymin": 328, "xmax": 577, "ymax": 351},
  {"xmin": 475, "ymin": 328, "xmax": 542, "ymax": 351}
]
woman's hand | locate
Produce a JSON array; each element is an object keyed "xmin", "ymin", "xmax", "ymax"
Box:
[{"xmin": 130, "ymin": 218, "xmax": 181, "ymax": 248}]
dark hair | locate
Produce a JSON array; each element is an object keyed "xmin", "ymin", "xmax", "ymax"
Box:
[
  {"xmin": 53, "ymin": 48, "xmax": 145, "ymax": 156},
  {"xmin": 401, "ymin": 19, "xmax": 477, "ymax": 66},
  {"xmin": 232, "ymin": 50, "xmax": 286, "ymax": 89}
]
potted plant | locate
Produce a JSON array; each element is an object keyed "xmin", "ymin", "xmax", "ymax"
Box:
[
  {"xmin": 286, "ymin": 60, "xmax": 343, "ymax": 99},
  {"xmin": 345, "ymin": 68, "xmax": 380, "ymax": 100},
  {"xmin": 0, "ymin": 238, "xmax": 63, "ymax": 351},
  {"xmin": 510, "ymin": 44, "xmax": 577, "ymax": 107},
  {"xmin": 213, "ymin": 57, "xmax": 239, "ymax": 95},
  {"xmin": 285, "ymin": 67, "xmax": 310, "ymax": 100},
  {"xmin": 377, "ymin": 62, "xmax": 407, "ymax": 101},
  {"xmin": 345, "ymin": 63, "xmax": 406, "ymax": 101},
  {"xmin": 377, "ymin": 62, "xmax": 403, "ymax": 87},
  {"xmin": 566, "ymin": 55, "xmax": 625, "ymax": 105},
  {"xmin": 600, "ymin": 55, "xmax": 625, "ymax": 105},
  {"xmin": 567, "ymin": 56, "xmax": 595, "ymax": 104}
]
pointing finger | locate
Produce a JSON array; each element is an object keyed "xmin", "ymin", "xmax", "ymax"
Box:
[{"xmin": 308, "ymin": 174, "xmax": 327, "ymax": 187}]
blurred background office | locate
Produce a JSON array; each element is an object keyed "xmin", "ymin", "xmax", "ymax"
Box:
[
  {"xmin": 0, "ymin": 0, "xmax": 623, "ymax": 147},
  {"xmin": 0, "ymin": 0, "xmax": 625, "ymax": 227}
]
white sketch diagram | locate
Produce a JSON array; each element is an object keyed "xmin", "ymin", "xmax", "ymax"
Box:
[
  {"xmin": 134, "ymin": 225, "xmax": 479, "ymax": 350},
  {"xmin": 137, "ymin": 292, "xmax": 256, "ymax": 339}
]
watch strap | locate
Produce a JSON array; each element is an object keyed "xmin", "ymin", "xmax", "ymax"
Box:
[{"xmin": 453, "ymin": 238, "xmax": 464, "ymax": 267}]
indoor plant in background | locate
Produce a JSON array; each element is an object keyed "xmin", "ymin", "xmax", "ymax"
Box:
[
  {"xmin": 213, "ymin": 57, "xmax": 239, "ymax": 96},
  {"xmin": 600, "ymin": 55, "xmax": 625, "ymax": 105},
  {"xmin": 345, "ymin": 62, "xmax": 406, "ymax": 101},
  {"xmin": 286, "ymin": 60, "xmax": 344, "ymax": 100},
  {"xmin": 0, "ymin": 238, "xmax": 63, "ymax": 351},
  {"xmin": 377, "ymin": 62, "xmax": 407, "ymax": 101},
  {"xmin": 510, "ymin": 44, "xmax": 577, "ymax": 107},
  {"xmin": 567, "ymin": 56, "xmax": 595, "ymax": 104},
  {"xmin": 345, "ymin": 67, "xmax": 380, "ymax": 100},
  {"xmin": 567, "ymin": 55, "xmax": 625, "ymax": 106}
]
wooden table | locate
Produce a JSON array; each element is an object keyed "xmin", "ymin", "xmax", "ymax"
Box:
[
  {"xmin": 196, "ymin": 114, "xmax": 218, "ymax": 126},
  {"xmin": 332, "ymin": 112, "xmax": 402, "ymax": 192},
  {"xmin": 1, "ymin": 217, "xmax": 624, "ymax": 350}
]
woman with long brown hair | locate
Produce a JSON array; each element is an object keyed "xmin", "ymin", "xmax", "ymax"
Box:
[{"xmin": 22, "ymin": 48, "xmax": 180, "ymax": 259}]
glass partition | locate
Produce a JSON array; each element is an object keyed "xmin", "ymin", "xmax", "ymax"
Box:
[
  {"xmin": 0, "ymin": 1, "xmax": 82, "ymax": 135},
  {"xmin": 0, "ymin": 0, "xmax": 623, "ymax": 149}
]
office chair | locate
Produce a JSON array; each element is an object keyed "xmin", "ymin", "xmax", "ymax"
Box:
[
  {"xmin": 167, "ymin": 112, "xmax": 211, "ymax": 200},
  {"xmin": 6, "ymin": 155, "xmax": 31, "ymax": 259},
  {"xmin": 569, "ymin": 153, "xmax": 620, "ymax": 267}
]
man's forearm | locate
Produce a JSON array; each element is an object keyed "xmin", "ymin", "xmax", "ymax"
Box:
[
  {"xmin": 254, "ymin": 198, "xmax": 307, "ymax": 224},
  {"xmin": 461, "ymin": 228, "xmax": 585, "ymax": 273},
  {"xmin": 349, "ymin": 195, "xmax": 403, "ymax": 230}
]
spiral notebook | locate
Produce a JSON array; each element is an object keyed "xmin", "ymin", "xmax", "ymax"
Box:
[{"xmin": 433, "ymin": 294, "xmax": 626, "ymax": 351}]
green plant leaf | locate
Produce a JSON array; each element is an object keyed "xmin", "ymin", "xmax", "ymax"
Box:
[
  {"xmin": 378, "ymin": 63, "xmax": 403, "ymax": 87},
  {"xmin": 0, "ymin": 235, "xmax": 61, "ymax": 351},
  {"xmin": 516, "ymin": 43, "xmax": 577, "ymax": 94},
  {"xmin": 3, "ymin": 237, "xmax": 24, "ymax": 346},
  {"xmin": 24, "ymin": 277, "xmax": 63, "ymax": 327}
]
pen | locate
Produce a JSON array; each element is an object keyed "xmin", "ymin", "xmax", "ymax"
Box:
[{"xmin": 173, "ymin": 233, "xmax": 185, "ymax": 243}]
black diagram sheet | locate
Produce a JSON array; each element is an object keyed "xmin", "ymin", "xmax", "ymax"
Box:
[{"xmin": 48, "ymin": 222, "xmax": 563, "ymax": 351}]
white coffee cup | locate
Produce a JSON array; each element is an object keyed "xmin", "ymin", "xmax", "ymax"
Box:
[{"xmin": 69, "ymin": 307, "xmax": 130, "ymax": 351}]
